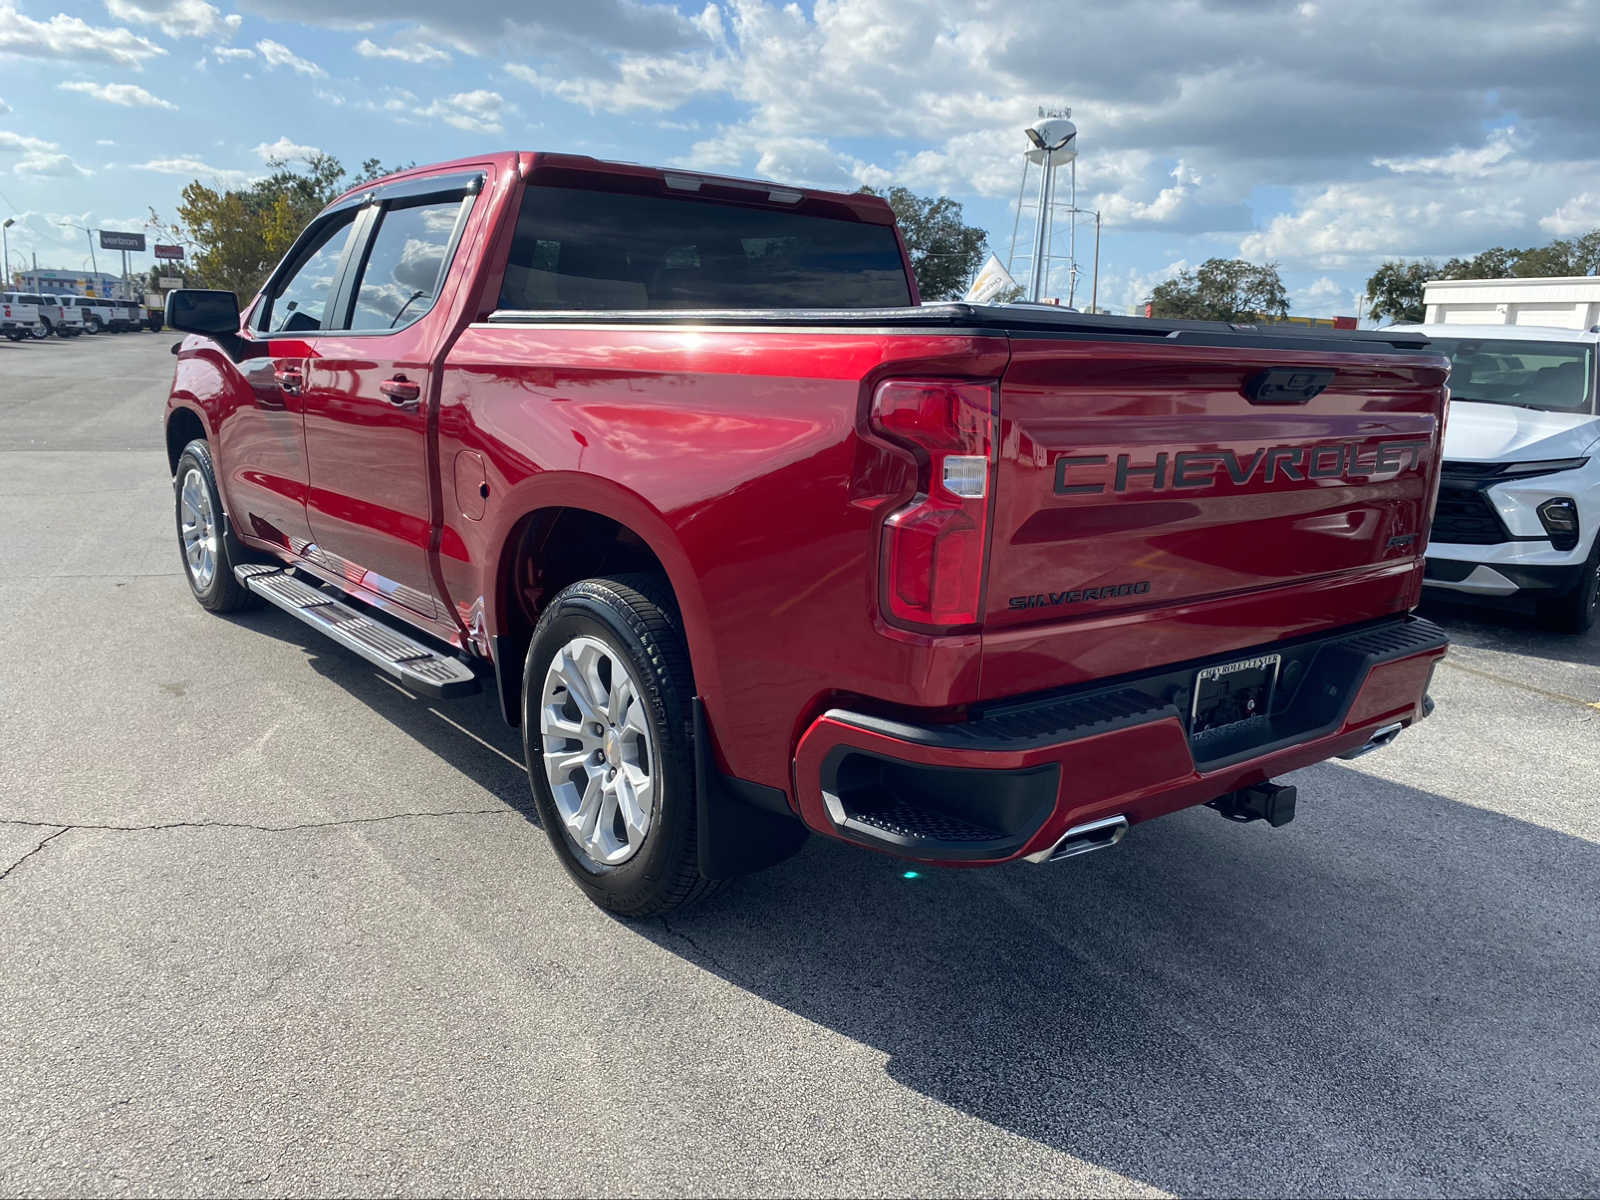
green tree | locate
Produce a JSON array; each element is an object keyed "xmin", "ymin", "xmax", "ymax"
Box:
[
  {"xmin": 1365, "ymin": 259, "xmax": 1436, "ymax": 324},
  {"xmin": 1508, "ymin": 232, "xmax": 1600, "ymax": 277},
  {"xmin": 148, "ymin": 154, "xmax": 412, "ymax": 297},
  {"xmin": 1147, "ymin": 258, "xmax": 1289, "ymax": 322},
  {"xmin": 1439, "ymin": 246, "xmax": 1522, "ymax": 280},
  {"xmin": 858, "ymin": 185, "xmax": 988, "ymax": 300}
]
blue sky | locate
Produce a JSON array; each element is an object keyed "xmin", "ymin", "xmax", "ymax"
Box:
[{"xmin": 3, "ymin": 0, "xmax": 1598, "ymax": 315}]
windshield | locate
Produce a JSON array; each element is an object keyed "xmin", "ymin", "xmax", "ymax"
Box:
[{"xmin": 1430, "ymin": 337, "xmax": 1596, "ymax": 414}]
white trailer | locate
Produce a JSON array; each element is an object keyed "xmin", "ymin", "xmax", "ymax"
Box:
[{"xmin": 1423, "ymin": 276, "xmax": 1600, "ymax": 330}]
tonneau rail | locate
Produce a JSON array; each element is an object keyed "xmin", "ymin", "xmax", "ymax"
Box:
[{"xmin": 483, "ymin": 302, "xmax": 1437, "ymax": 353}]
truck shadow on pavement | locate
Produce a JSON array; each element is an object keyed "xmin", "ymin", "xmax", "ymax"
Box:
[
  {"xmin": 650, "ymin": 771, "xmax": 1600, "ymax": 1197},
  {"xmin": 229, "ymin": 608, "xmax": 1600, "ymax": 1197}
]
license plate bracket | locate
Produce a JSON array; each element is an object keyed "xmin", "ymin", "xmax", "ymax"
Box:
[{"xmin": 1191, "ymin": 653, "xmax": 1281, "ymax": 738}]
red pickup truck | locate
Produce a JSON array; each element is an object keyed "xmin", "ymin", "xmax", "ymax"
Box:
[{"xmin": 163, "ymin": 151, "xmax": 1450, "ymax": 915}]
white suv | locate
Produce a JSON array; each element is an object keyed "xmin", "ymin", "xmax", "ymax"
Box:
[{"xmin": 1396, "ymin": 324, "xmax": 1600, "ymax": 632}]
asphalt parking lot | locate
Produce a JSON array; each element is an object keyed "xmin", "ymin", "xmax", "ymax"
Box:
[{"xmin": 2, "ymin": 331, "xmax": 1597, "ymax": 1198}]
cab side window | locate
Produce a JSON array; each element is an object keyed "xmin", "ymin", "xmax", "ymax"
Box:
[
  {"xmin": 347, "ymin": 197, "xmax": 466, "ymax": 332},
  {"xmin": 257, "ymin": 213, "xmax": 357, "ymax": 335}
]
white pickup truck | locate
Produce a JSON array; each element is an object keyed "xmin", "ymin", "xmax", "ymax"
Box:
[
  {"xmin": 1, "ymin": 291, "xmax": 40, "ymax": 340},
  {"xmin": 1394, "ymin": 323, "xmax": 1600, "ymax": 632},
  {"xmin": 39, "ymin": 294, "xmax": 83, "ymax": 337}
]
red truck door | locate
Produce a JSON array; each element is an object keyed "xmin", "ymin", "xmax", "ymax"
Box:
[
  {"xmin": 223, "ymin": 210, "xmax": 362, "ymax": 554},
  {"xmin": 299, "ymin": 176, "xmax": 481, "ymax": 622}
]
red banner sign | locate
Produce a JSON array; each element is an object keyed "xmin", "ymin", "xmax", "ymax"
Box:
[{"xmin": 154, "ymin": 243, "xmax": 185, "ymax": 260}]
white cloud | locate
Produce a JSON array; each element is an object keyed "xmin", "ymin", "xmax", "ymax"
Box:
[
  {"xmin": 355, "ymin": 37, "xmax": 449, "ymax": 64},
  {"xmin": 1292, "ymin": 275, "xmax": 1352, "ymax": 315},
  {"xmin": 0, "ymin": 130, "xmax": 93, "ymax": 177},
  {"xmin": 388, "ymin": 88, "xmax": 506, "ymax": 134},
  {"xmin": 1540, "ymin": 193, "xmax": 1600, "ymax": 237},
  {"xmin": 252, "ymin": 136, "xmax": 321, "ymax": 162},
  {"xmin": 0, "ymin": 131, "xmax": 57, "ymax": 154},
  {"xmin": 1373, "ymin": 127, "xmax": 1517, "ymax": 178},
  {"xmin": 102, "ymin": 0, "xmax": 241, "ymax": 39},
  {"xmin": 16, "ymin": 152, "xmax": 92, "ymax": 178},
  {"xmin": 0, "ymin": 3, "xmax": 166, "ymax": 67},
  {"xmin": 132, "ymin": 155, "xmax": 256, "ymax": 188},
  {"xmin": 1096, "ymin": 160, "xmax": 1206, "ymax": 227},
  {"xmin": 59, "ymin": 80, "xmax": 177, "ymax": 109},
  {"xmin": 255, "ymin": 37, "xmax": 324, "ymax": 76},
  {"xmin": 506, "ymin": 55, "xmax": 722, "ymax": 114},
  {"xmin": 209, "ymin": 44, "xmax": 254, "ymax": 60}
]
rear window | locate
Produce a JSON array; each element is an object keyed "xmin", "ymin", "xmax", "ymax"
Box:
[{"xmin": 499, "ymin": 184, "xmax": 911, "ymax": 311}]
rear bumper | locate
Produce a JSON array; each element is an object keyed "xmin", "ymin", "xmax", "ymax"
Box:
[{"xmin": 793, "ymin": 615, "xmax": 1447, "ymax": 866}]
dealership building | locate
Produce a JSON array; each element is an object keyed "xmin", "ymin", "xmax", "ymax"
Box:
[{"xmin": 10, "ymin": 269, "xmax": 139, "ymax": 300}]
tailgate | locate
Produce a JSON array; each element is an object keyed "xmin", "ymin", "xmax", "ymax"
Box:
[{"xmin": 985, "ymin": 337, "xmax": 1449, "ymax": 639}]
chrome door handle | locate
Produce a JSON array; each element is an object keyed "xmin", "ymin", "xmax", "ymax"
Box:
[{"xmin": 274, "ymin": 368, "xmax": 304, "ymax": 395}]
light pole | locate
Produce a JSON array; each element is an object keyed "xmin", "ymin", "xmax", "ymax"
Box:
[
  {"xmin": 57, "ymin": 221, "xmax": 98, "ymax": 277},
  {"xmin": 1, "ymin": 218, "xmax": 13, "ymax": 288}
]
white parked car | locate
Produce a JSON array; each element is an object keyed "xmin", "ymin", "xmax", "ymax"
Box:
[
  {"xmin": 1394, "ymin": 323, "xmax": 1600, "ymax": 632},
  {"xmin": 1, "ymin": 291, "xmax": 40, "ymax": 341},
  {"xmin": 39, "ymin": 294, "xmax": 83, "ymax": 337}
]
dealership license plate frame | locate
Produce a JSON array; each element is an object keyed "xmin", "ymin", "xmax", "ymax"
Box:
[{"xmin": 1190, "ymin": 652, "xmax": 1282, "ymax": 738}]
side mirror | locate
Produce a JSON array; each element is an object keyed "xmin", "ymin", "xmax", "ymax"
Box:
[{"xmin": 165, "ymin": 289, "xmax": 240, "ymax": 337}]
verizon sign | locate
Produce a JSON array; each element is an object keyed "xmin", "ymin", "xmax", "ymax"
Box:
[{"xmin": 99, "ymin": 230, "xmax": 146, "ymax": 252}]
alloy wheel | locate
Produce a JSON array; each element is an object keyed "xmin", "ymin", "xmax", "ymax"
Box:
[
  {"xmin": 539, "ymin": 635, "xmax": 655, "ymax": 866},
  {"xmin": 178, "ymin": 467, "xmax": 217, "ymax": 591}
]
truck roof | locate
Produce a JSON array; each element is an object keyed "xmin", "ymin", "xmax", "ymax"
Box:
[{"xmin": 327, "ymin": 151, "xmax": 896, "ymax": 226}]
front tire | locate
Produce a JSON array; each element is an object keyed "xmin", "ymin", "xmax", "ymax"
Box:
[
  {"xmin": 1537, "ymin": 545, "xmax": 1600, "ymax": 634},
  {"xmin": 30, "ymin": 320, "xmax": 48, "ymax": 340},
  {"xmin": 521, "ymin": 575, "xmax": 714, "ymax": 917},
  {"xmin": 85, "ymin": 316, "xmax": 102, "ymax": 334},
  {"xmin": 173, "ymin": 440, "xmax": 253, "ymax": 612}
]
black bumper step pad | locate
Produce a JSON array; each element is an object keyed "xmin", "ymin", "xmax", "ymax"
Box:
[{"xmin": 235, "ymin": 564, "xmax": 479, "ymax": 699}]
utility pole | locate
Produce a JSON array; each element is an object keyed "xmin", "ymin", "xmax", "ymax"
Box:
[{"xmin": 1, "ymin": 218, "xmax": 12, "ymax": 288}]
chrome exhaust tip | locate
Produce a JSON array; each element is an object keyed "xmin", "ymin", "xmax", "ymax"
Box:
[
  {"xmin": 1338, "ymin": 720, "xmax": 1405, "ymax": 760},
  {"xmin": 1025, "ymin": 814, "xmax": 1128, "ymax": 864}
]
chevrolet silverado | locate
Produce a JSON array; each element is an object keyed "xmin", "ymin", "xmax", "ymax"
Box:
[{"xmin": 162, "ymin": 151, "xmax": 1451, "ymax": 915}]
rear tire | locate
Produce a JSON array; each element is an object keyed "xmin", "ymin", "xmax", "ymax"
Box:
[
  {"xmin": 86, "ymin": 316, "xmax": 102, "ymax": 334},
  {"xmin": 173, "ymin": 439, "xmax": 254, "ymax": 613},
  {"xmin": 30, "ymin": 320, "xmax": 48, "ymax": 340},
  {"xmin": 521, "ymin": 574, "xmax": 716, "ymax": 917},
  {"xmin": 1537, "ymin": 545, "xmax": 1600, "ymax": 634}
]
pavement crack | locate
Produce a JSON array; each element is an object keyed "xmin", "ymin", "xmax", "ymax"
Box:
[
  {"xmin": 1439, "ymin": 658, "xmax": 1600, "ymax": 710},
  {"xmin": 0, "ymin": 808, "xmax": 515, "ymax": 836},
  {"xmin": 658, "ymin": 915, "xmax": 737, "ymax": 980},
  {"xmin": 0, "ymin": 826, "xmax": 68, "ymax": 883}
]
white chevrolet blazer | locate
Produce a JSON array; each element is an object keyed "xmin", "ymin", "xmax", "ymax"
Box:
[{"xmin": 1392, "ymin": 324, "xmax": 1600, "ymax": 632}]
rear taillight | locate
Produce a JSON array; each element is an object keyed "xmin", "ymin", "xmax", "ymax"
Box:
[{"xmin": 869, "ymin": 378, "xmax": 996, "ymax": 630}]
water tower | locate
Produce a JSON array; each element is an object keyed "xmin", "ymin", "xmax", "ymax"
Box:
[{"xmin": 1006, "ymin": 107, "xmax": 1100, "ymax": 308}]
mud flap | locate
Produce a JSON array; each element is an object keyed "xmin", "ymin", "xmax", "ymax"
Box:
[{"xmin": 695, "ymin": 698, "xmax": 809, "ymax": 880}]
